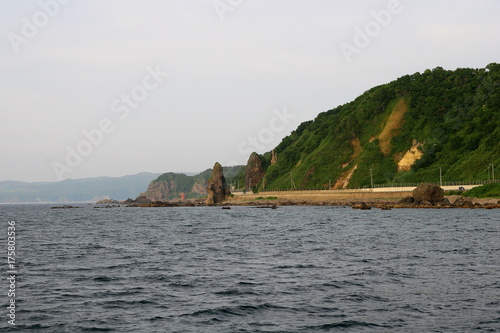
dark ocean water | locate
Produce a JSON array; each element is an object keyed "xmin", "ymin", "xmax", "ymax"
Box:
[{"xmin": 0, "ymin": 205, "xmax": 499, "ymax": 332}]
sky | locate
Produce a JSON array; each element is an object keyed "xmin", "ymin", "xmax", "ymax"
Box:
[{"xmin": 1, "ymin": 0, "xmax": 499, "ymax": 182}]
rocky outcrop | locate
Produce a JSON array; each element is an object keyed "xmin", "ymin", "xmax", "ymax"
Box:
[
  {"xmin": 133, "ymin": 195, "xmax": 152, "ymax": 205},
  {"xmin": 191, "ymin": 182, "xmax": 207, "ymax": 195},
  {"xmin": 144, "ymin": 181, "xmax": 175, "ymax": 201},
  {"xmin": 412, "ymin": 183, "xmax": 444, "ymax": 205},
  {"xmin": 352, "ymin": 202, "xmax": 371, "ymax": 210},
  {"xmin": 206, "ymin": 162, "xmax": 230, "ymax": 205},
  {"xmin": 271, "ymin": 149, "xmax": 278, "ymax": 165},
  {"xmin": 245, "ymin": 152, "xmax": 265, "ymax": 188},
  {"xmin": 122, "ymin": 198, "xmax": 134, "ymax": 204},
  {"xmin": 397, "ymin": 140, "xmax": 423, "ymax": 171},
  {"xmin": 334, "ymin": 165, "xmax": 358, "ymax": 189},
  {"xmin": 398, "ymin": 196, "xmax": 415, "ymax": 204}
]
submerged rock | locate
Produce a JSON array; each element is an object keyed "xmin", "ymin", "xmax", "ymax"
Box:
[{"xmin": 352, "ymin": 202, "xmax": 371, "ymax": 210}]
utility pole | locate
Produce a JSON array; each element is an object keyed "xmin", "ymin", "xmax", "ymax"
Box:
[
  {"xmin": 439, "ymin": 167, "xmax": 442, "ymax": 187},
  {"xmin": 369, "ymin": 169, "xmax": 374, "ymax": 188}
]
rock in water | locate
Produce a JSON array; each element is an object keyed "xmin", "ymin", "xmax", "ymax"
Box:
[
  {"xmin": 352, "ymin": 202, "xmax": 371, "ymax": 210},
  {"xmin": 412, "ymin": 183, "xmax": 444, "ymax": 205},
  {"xmin": 206, "ymin": 162, "xmax": 230, "ymax": 205}
]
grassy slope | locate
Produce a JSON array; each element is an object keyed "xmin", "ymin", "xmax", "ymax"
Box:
[
  {"xmin": 262, "ymin": 64, "xmax": 500, "ymax": 190},
  {"xmin": 464, "ymin": 183, "xmax": 500, "ymax": 199}
]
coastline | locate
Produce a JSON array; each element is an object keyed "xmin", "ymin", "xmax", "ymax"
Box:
[{"xmin": 94, "ymin": 195, "xmax": 500, "ymax": 209}]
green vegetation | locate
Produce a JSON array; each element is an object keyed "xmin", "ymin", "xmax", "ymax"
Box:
[
  {"xmin": 149, "ymin": 165, "xmax": 244, "ymax": 200},
  {"xmin": 444, "ymin": 190, "xmax": 465, "ymax": 196},
  {"xmin": 254, "ymin": 196, "xmax": 278, "ymax": 200},
  {"xmin": 464, "ymin": 183, "xmax": 500, "ymax": 198},
  {"xmin": 257, "ymin": 64, "xmax": 500, "ymax": 190}
]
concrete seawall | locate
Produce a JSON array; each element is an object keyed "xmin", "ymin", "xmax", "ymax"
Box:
[
  {"xmin": 232, "ymin": 189, "xmax": 413, "ymax": 202},
  {"xmin": 231, "ymin": 184, "xmax": 481, "ymax": 202}
]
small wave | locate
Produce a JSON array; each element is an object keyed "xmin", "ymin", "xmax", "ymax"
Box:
[
  {"xmin": 321, "ymin": 282, "xmax": 343, "ymax": 289},
  {"xmin": 93, "ymin": 276, "xmax": 119, "ymax": 282},
  {"xmin": 478, "ymin": 318, "xmax": 500, "ymax": 325},
  {"xmin": 144, "ymin": 274, "xmax": 171, "ymax": 282},
  {"xmin": 304, "ymin": 320, "xmax": 389, "ymax": 330},
  {"xmin": 275, "ymin": 264, "xmax": 319, "ymax": 269},
  {"xmin": 238, "ymin": 281, "xmax": 259, "ymax": 285},
  {"xmin": 92, "ymin": 289, "xmax": 144, "ymax": 298},
  {"xmin": 387, "ymin": 271, "xmax": 414, "ymax": 279},
  {"xmin": 57, "ymin": 293, "xmax": 87, "ymax": 299},
  {"xmin": 169, "ymin": 281, "xmax": 195, "ymax": 288},
  {"xmin": 81, "ymin": 327, "xmax": 115, "ymax": 332},
  {"xmin": 24, "ymin": 313, "xmax": 53, "ymax": 321},
  {"xmin": 341, "ymin": 293, "xmax": 389, "ymax": 303},
  {"xmin": 214, "ymin": 289, "xmax": 259, "ymax": 296},
  {"xmin": 183, "ymin": 303, "xmax": 286, "ymax": 317},
  {"xmin": 102, "ymin": 299, "xmax": 158, "ymax": 308},
  {"xmin": 9, "ymin": 323, "xmax": 51, "ymax": 330}
]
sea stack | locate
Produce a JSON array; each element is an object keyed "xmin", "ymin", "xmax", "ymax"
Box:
[{"xmin": 206, "ymin": 162, "xmax": 230, "ymax": 205}]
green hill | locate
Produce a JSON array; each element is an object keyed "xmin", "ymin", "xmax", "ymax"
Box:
[
  {"xmin": 143, "ymin": 165, "xmax": 244, "ymax": 200},
  {"xmin": 244, "ymin": 64, "xmax": 500, "ymax": 190}
]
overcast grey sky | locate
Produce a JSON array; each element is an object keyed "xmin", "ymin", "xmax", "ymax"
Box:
[{"xmin": 1, "ymin": 0, "xmax": 499, "ymax": 182}]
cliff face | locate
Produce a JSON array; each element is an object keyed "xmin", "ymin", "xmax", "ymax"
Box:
[
  {"xmin": 144, "ymin": 181, "xmax": 175, "ymax": 201},
  {"xmin": 144, "ymin": 179, "xmax": 207, "ymax": 201},
  {"xmin": 245, "ymin": 152, "xmax": 265, "ymax": 188},
  {"xmin": 143, "ymin": 172, "xmax": 200, "ymax": 201},
  {"xmin": 191, "ymin": 182, "xmax": 207, "ymax": 195},
  {"xmin": 206, "ymin": 162, "xmax": 230, "ymax": 205}
]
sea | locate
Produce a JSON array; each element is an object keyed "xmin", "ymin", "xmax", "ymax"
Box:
[{"xmin": 0, "ymin": 204, "xmax": 499, "ymax": 332}]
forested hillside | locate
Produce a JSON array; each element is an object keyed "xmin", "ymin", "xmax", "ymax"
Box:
[{"xmin": 246, "ymin": 64, "xmax": 500, "ymax": 190}]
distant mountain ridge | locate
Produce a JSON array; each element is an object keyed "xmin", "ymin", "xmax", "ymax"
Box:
[{"xmin": 0, "ymin": 172, "xmax": 162, "ymax": 203}]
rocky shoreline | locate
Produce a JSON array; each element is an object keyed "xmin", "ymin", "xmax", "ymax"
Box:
[
  {"xmin": 96, "ymin": 184, "xmax": 499, "ymax": 209},
  {"xmin": 94, "ymin": 197, "xmax": 500, "ymax": 209}
]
